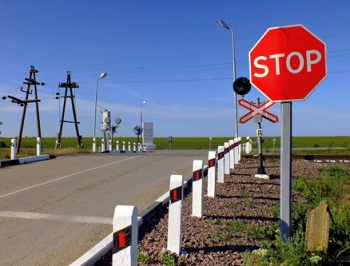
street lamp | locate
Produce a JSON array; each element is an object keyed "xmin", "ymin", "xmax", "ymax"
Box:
[
  {"xmin": 140, "ymin": 100, "xmax": 147, "ymax": 145},
  {"xmin": 216, "ymin": 19, "xmax": 238, "ymax": 138},
  {"xmin": 93, "ymin": 72, "xmax": 107, "ymax": 152}
]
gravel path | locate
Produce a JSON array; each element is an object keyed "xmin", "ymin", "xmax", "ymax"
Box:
[{"xmin": 96, "ymin": 159, "xmax": 342, "ymax": 265}]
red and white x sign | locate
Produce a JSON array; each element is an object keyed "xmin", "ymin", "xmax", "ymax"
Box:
[{"xmin": 238, "ymin": 98, "xmax": 279, "ymax": 124}]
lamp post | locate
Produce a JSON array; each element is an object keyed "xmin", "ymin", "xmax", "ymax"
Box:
[
  {"xmin": 93, "ymin": 72, "xmax": 107, "ymax": 152},
  {"xmin": 140, "ymin": 100, "xmax": 147, "ymax": 145},
  {"xmin": 216, "ymin": 19, "xmax": 238, "ymax": 138}
]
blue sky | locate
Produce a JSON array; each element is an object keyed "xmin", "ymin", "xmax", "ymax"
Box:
[{"xmin": 0, "ymin": 1, "xmax": 349, "ymax": 139}]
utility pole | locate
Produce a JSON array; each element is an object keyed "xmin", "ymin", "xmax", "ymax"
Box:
[
  {"xmin": 56, "ymin": 71, "xmax": 83, "ymax": 148},
  {"xmin": 7, "ymin": 66, "xmax": 45, "ymax": 153}
]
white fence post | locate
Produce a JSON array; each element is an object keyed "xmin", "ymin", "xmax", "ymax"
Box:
[
  {"xmin": 36, "ymin": 137, "xmax": 41, "ymax": 156},
  {"xmin": 224, "ymin": 142, "xmax": 230, "ymax": 175},
  {"xmin": 245, "ymin": 137, "xmax": 249, "ymax": 153},
  {"xmin": 234, "ymin": 138, "xmax": 239, "ymax": 165},
  {"xmin": 207, "ymin": 151, "xmax": 217, "ymax": 198},
  {"xmin": 122, "ymin": 141, "xmax": 126, "ymax": 151},
  {"xmin": 113, "ymin": 205, "xmax": 138, "ymax": 266},
  {"xmin": 138, "ymin": 143, "xmax": 141, "ymax": 152},
  {"xmin": 133, "ymin": 142, "xmax": 136, "ymax": 152},
  {"xmin": 101, "ymin": 139, "xmax": 105, "ymax": 152},
  {"xmin": 92, "ymin": 137, "xmax": 96, "ymax": 152},
  {"xmin": 109, "ymin": 140, "xmax": 112, "ymax": 151},
  {"xmin": 116, "ymin": 140, "xmax": 119, "ymax": 151},
  {"xmin": 238, "ymin": 137, "xmax": 242, "ymax": 161},
  {"xmin": 11, "ymin": 139, "xmax": 16, "ymax": 159},
  {"xmin": 229, "ymin": 140, "xmax": 234, "ymax": 169},
  {"xmin": 167, "ymin": 174, "xmax": 184, "ymax": 255},
  {"xmin": 217, "ymin": 146, "xmax": 224, "ymax": 183},
  {"xmin": 192, "ymin": 160, "xmax": 204, "ymax": 218}
]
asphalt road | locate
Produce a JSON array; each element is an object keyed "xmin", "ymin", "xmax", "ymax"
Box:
[{"xmin": 0, "ymin": 150, "xmax": 207, "ymax": 266}]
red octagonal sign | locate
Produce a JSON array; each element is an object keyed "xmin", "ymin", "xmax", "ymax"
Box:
[{"xmin": 249, "ymin": 24, "xmax": 327, "ymax": 102}]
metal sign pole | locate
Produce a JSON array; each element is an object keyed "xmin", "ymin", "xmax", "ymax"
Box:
[{"xmin": 280, "ymin": 102, "xmax": 292, "ymax": 239}]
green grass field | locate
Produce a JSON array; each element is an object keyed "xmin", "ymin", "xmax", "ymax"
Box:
[{"xmin": 0, "ymin": 136, "xmax": 349, "ymax": 159}]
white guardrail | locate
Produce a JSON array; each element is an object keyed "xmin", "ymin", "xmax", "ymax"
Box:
[{"xmin": 70, "ymin": 137, "xmax": 247, "ymax": 266}]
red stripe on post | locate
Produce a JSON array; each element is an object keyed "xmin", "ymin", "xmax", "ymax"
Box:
[
  {"xmin": 218, "ymin": 152, "xmax": 224, "ymax": 159},
  {"xmin": 170, "ymin": 186, "xmax": 182, "ymax": 203},
  {"xmin": 119, "ymin": 232, "xmax": 126, "ymax": 247},
  {"xmin": 193, "ymin": 169, "xmax": 202, "ymax": 181},
  {"xmin": 113, "ymin": 225, "xmax": 132, "ymax": 254},
  {"xmin": 173, "ymin": 190, "xmax": 178, "ymax": 200},
  {"xmin": 208, "ymin": 158, "xmax": 215, "ymax": 168}
]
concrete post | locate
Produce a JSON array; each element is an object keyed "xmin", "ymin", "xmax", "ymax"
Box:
[
  {"xmin": 36, "ymin": 137, "xmax": 41, "ymax": 156},
  {"xmin": 234, "ymin": 138, "xmax": 239, "ymax": 165},
  {"xmin": 245, "ymin": 136, "xmax": 251, "ymax": 153},
  {"xmin": 11, "ymin": 139, "xmax": 16, "ymax": 159},
  {"xmin": 238, "ymin": 137, "xmax": 242, "ymax": 161},
  {"xmin": 229, "ymin": 139, "xmax": 234, "ymax": 169},
  {"xmin": 116, "ymin": 140, "xmax": 119, "ymax": 151},
  {"xmin": 167, "ymin": 175, "xmax": 184, "ymax": 255},
  {"xmin": 192, "ymin": 160, "xmax": 204, "ymax": 218},
  {"xmin": 207, "ymin": 151, "xmax": 217, "ymax": 198},
  {"xmin": 224, "ymin": 142, "xmax": 230, "ymax": 175},
  {"xmin": 113, "ymin": 205, "xmax": 138, "ymax": 266},
  {"xmin": 92, "ymin": 137, "xmax": 96, "ymax": 152},
  {"xmin": 101, "ymin": 139, "xmax": 105, "ymax": 152},
  {"xmin": 217, "ymin": 146, "xmax": 224, "ymax": 183}
]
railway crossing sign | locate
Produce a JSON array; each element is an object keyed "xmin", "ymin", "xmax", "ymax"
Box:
[
  {"xmin": 238, "ymin": 98, "xmax": 278, "ymax": 124},
  {"xmin": 249, "ymin": 24, "xmax": 327, "ymax": 102}
]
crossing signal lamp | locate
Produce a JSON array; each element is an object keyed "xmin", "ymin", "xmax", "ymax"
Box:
[{"xmin": 233, "ymin": 77, "xmax": 251, "ymax": 96}]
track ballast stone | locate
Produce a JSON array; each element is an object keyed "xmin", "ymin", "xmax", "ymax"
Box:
[{"xmin": 95, "ymin": 159, "xmax": 342, "ymax": 265}]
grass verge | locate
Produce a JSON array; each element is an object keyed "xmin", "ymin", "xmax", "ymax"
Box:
[{"xmin": 242, "ymin": 166, "xmax": 350, "ymax": 265}]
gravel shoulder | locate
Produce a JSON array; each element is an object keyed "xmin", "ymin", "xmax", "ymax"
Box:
[{"xmin": 96, "ymin": 159, "xmax": 343, "ymax": 265}]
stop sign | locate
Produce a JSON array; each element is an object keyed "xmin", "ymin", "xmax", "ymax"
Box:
[{"xmin": 249, "ymin": 24, "xmax": 327, "ymax": 102}]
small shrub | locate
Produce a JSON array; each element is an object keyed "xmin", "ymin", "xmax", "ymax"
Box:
[
  {"xmin": 213, "ymin": 231, "xmax": 229, "ymax": 241},
  {"xmin": 229, "ymin": 219, "xmax": 246, "ymax": 232},
  {"xmin": 248, "ymin": 223, "xmax": 279, "ymax": 240},
  {"xmin": 138, "ymin": 252, "xmax": 154, "ymax": 264},
  {"xmin": 162, "ymin": 250, "xmax": 176, "ymax": 266},
  {"xmin": 246, "ymin": 229, "xmax": 315, "ymax": 266}
]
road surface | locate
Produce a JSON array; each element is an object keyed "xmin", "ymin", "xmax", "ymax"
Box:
[{"xmin": 0, "ymin": 150, "xmax": 207, "ymax": 265}]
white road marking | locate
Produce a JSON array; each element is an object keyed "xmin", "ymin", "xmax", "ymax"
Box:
[
  {"xmin": 0, "ymin": 210, "xmax": 112, "ymax": 224},
  {"xmin": 0, "ymin": 156, "xmax": 140, "ymax": 199}
]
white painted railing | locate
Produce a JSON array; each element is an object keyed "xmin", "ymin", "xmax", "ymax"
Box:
[{"xmin": 109, "ymin": 138, "xmax": 241, "ymax": 264}]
